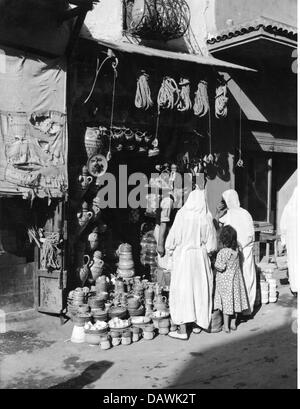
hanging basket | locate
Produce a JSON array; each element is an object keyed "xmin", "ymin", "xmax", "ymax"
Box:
[{"xmin": 128, "ymin": 0, "xmax": 191, "ymax": 41}]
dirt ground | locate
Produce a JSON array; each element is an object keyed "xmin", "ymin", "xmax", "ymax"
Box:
[{"xmin": 0, "ymin": 271, "xmax": 297, "ymax": 389}]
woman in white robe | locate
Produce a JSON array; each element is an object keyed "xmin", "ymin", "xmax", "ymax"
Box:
[
  {"xmin": 280, "ymin": 187, "xmax": 298, "ymax": 295},
  {"xmin": 218, "ymin": 189, "xmax": 256, "ymax": 315},
  {"xmin": 165, "ymin": 189, "xmax": 217, "ymax": 339}
]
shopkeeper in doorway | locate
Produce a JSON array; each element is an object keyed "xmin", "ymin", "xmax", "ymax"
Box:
[{"xmin": 153, "ymin": 165, "xmax": 186, "ymax": 284}]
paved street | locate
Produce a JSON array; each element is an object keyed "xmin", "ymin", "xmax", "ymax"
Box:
[{"xmin": 0, "ymin": 273, "xmax": 297, "ymax": 389}]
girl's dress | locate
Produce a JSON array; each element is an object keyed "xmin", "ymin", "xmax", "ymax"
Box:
[{"xmin": 214, "ymin": 248, "xmax": 249, "ymax": 315}]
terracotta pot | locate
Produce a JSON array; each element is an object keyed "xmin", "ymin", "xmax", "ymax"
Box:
[
  {"xmin": 127, "ymin": 296, "xmax": 140, "ymax": 310},
  {"xmin": 85, "ymin": 332, "xmax": 101, "ymax": 345},
  {"xmin": 85, "ymin": 127, "xmax": 105, "ymax": 157}
]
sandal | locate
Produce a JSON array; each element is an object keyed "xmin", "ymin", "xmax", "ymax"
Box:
[
  {"xmin": 168, "ymin": 331, "xmax": 188, "ymax": 340},
  {"xmin": 192, "ymin": 327, "xmax": 202, "ymax": 334}
]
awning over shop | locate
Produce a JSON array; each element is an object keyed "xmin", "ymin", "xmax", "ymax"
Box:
[{"xmin": 90, "ymin": 38, "xmax": 256, "ymax": 72}]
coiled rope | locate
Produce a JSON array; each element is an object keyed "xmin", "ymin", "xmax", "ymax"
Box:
[
  {"xmin": 40, "ymin": 232, "xmax": 61, "ymax": 270},
  {"xmin": 215, "ymin": 84, "xmax": 228, "ymax": 118},
  {"xmin": 135, "ymin": 71, "xmax": 153, "ymax": 110},
  {"xmin": 157, "ymin": 76, "xmax": 179, "ymax": 111},
  {"xmin": 177, "ymin": 78, "xmax": 192, "ymax": 112},
  {"xmin": 193, "ymin": 80, "xmax": 209, "ymax": 117}
]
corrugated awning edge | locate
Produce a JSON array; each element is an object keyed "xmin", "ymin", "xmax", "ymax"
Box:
[{"xmin": 86, "ymin": 38, "xmax": 256, "ymax": 72}]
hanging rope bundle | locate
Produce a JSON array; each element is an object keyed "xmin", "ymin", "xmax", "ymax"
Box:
[
  {"xmin": 236, "ymin": 88, "xmax": 244, "ymax": 168},
  {"xmin": 135, "ymin": 71, "xmax": 153, "ymax": 110},
  {"xmin": 157, "ymin": 77, "xmax": 180, "ymax": 111},
  {"xmin": 193, "ymin": 80, "xmax": 210, "ymax": 117},
  {"xmin": 215, "ymin": 84, "xmax": 228, "ymax": 118},
  {"xmin": 40, "ymin": 232, "xmax": 61, "ymax": 270},
  {"xmin": 177, "ymin": 78, "xmax": 192, "ymax": 112}
]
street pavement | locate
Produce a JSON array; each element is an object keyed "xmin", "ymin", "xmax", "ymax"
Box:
[{"xmin": 0, "ymin": 271, "xmax": 297, "ymax": 389}]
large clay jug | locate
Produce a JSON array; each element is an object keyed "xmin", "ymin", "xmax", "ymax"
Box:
[
  {"xmin": 77, "ymin": 255, "xmax": 90, "ymax": 285},
  {"xmin": 89, "ymin": 250, "xmax": 104, "ymax": 281}
]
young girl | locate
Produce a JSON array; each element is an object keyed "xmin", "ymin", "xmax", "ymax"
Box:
[{"xmin": 214, "ymin": 225, "xmax": 249, "ymax": 333}]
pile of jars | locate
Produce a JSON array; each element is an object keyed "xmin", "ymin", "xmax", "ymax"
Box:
[{"xmin": 259, "ymin": 264, "xmax": 278, "ymax": 304}]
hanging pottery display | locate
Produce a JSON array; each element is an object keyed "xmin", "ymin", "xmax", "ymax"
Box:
[
  {"xmin": 77, "ymin": 201, "xmax": 94, "ymax": 227},
  {"xmin": 78, "ymin": 165, "xmax": 93, "ymax": 190},
  {"xmin": 84, "ymin": 127, "xmax": 106, "ymax": 157},
  {"xmin": 89, "ymin": 250, "xmax": 105, "ymax": 281},
  {"xmin": 88, "ymin": 226, "xmax": 100, "ymax": 251},
  {"xmin": 87, "ymin": 153, "xmax": 108, "ymax": 178},
  {"xmin": 77, "ymin": 255, "xmax": 91, "ymax": 286}
]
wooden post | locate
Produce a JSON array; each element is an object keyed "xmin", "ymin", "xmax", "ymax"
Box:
[{"xmin": 266, "ymin": 157, "xmax": 273, "ymax": 261}]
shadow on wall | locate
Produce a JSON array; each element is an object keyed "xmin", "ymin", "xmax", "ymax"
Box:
[
  {"xmin": 49, "ymin": 360, "xmax": 113, "ymax": 389},
  {"xmin": 168, "ymin": 318, "xmax": 297, "ymax": 389}
]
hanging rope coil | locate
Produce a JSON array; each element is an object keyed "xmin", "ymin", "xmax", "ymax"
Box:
[
  {"xmin": 177, "ymin": 78, "xmax": 192, "ymax": 112},
  {"xmin": 193, "ymin": 80, "xmax": 209, "ymax": 117},
  {"xmin": 215, "ymin": 84, "xmax": 228, "ymax": 118},
  {"xmin": 135, "ymin": 71, "xmax": 153, "ymax": 110},
  {"xmin": 157, "ymin": 76, "xmax": 179, "ymax": 111},
  {"xmin": 40, "ymin": 232, "xmax": 61, "ymax": 270}
]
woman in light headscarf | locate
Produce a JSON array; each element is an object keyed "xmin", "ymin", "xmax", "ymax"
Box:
[
  {"xmin": 280, "ymin": 187, "xmax": 298, "ymax": 296},
  {"xmin": 217, "ymin": 189, "xmax": 256, "ymax": 315},
  {"xmin": 165, "ymin": 189, "xmax": 217, "ymax": 340}
]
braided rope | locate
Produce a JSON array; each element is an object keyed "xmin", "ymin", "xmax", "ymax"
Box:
[
  {"xmin": 40, "ymin": 232, "xmax": 61, "ymax": 270},
  {"xmin": 215, "ymin": 84, "xmax": 228, "ymax": 118},
  {"xmin": 135, "ymin": 71, "xmax": 153, "ymax": 110},
  {"xmin": 177, "ymin": 78, "xmax": 192, "ymax": 112},
  {"xmin": 193, "ymin": 80, "xmax": 209, "ymax": 117},
  {"xmin": 157, "ymin": 76, "xmax": 179, "ymax": 110}
]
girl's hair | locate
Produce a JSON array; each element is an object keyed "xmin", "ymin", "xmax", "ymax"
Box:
[{"xmin": 219, "ymin": 225, "xmax": 238, "ymax": 250}]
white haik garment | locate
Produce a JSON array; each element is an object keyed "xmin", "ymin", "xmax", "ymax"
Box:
[
  {"xmin": 280, "ymin": 187, "xmax": 298, "ymax": 293},
  {"xmin": 166, "ymin": 189, "xmax": 217, "ymax": 329}
]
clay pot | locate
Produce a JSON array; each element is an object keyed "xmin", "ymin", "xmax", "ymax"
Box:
[
  {"xmin": 127, "ymin": 295, "xmax": 140, "ymax": 310},
  {"xmin": 89, "ymin": 251, "xmax": 104, "ymax": 281},
  {"xmin": 115, "ymin": 279, "xmax": 125, "ymax": 293},
  {"xmin": 154, "ymin": 295, "xmax": 168, "ymax": 312},
  {"xmin": 158, "ymin": 318, "xmax": 170, "ymax": 328},
  {"xmin": 77, "ymin": 255, "xmax": 90, "ymax": 285},
  {"xmin": 77, "ymin": 202, "xmax": 93, "ymax": 227},
  {"xmin": 96, "ymin": 276, "xmax": 108, "ymax": 293},
  {"xmin": 117, "ymin": 243, "xmax": 134, "ymax": 270},
  {"xmin": 159, "ymin": 327, "xmax": 169, "ymax": 335},
  {"xmin": 85, "ymin": 127, "xmax": 105, "ymax": 157},
  {"xmin": 78, "ymin": 165, "xmax": 93, "ymax": 190},
  {"xmin": 100, "ymin": 335, "xmax": 111, "ymax": 350},
  {"xmin": 85, "ymin": 331, "xmax": 101, "ymax": 346}
]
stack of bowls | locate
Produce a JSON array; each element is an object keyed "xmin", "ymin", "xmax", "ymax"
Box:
[
  {"xmin": 67, "ymin": 289, "xmax": 87, "ymax": 317},
  {"xmin": 158, "ymin": 318, "xmax": 170, "ymax": 335},
  {"xmin": 267, "ymin": 278, "xmax": 277, "ymax": 303},
  {"xmin": 109, "ymin": 306, "xmax": 128, "ymax": 320},
  {"xmin": 88, "ymin": 296, "xmax": 105, "ymax": 310},
  {"xmin": 260, "ymin": 280, "xmax": 269, "ymax": 304},
  {"xmin": 91, "ymin": 309, "xmax": 108, "ymax": 322}
]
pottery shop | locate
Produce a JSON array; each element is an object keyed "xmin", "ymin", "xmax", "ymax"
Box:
[{"xmin": 65, "ymin": 26, "xmax": 256, "ymax": 344}]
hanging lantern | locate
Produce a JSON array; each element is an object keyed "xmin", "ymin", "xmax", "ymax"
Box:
[{"xmin": 129, "ymin": 0, "xmax": 191, "ymax": 41}]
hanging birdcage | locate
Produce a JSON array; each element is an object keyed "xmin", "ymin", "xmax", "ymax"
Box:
[{"xmin": 127, "ymin": 0, "xmax": 191, "ymax": 41}]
